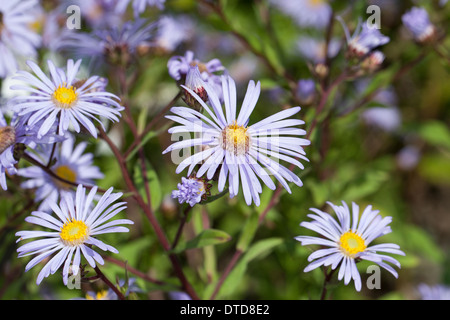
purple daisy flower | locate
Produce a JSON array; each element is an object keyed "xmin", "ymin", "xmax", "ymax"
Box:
[
  {"xmin": 57, "ymin": 19, "xmax": 157, "ymax": 68},
  {"xmin": 15, "ymin": 184, "xmax": 133, "ymax": 285},
  {"xmin": 11, "ymin": 59, "xmax": 123, "ymax": 139},
  {"xmin": 295, "ymin": 201, "xmax": 405, "ymax": 292},
  {"xmin": 162, "ymin": 74, "xmax": 310, "ymax": 206}
]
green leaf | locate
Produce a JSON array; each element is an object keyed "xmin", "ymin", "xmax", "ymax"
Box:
[
  {"xmin": 133, "ymin": 160, "xmax": 162, "ymax": 211},
  {"xmin": 417, "ymin": 121, "xmax": 450, "ymax": 150},
  {"xmin": 171, "ymin": 229, "xmax": 232, "ymax": 253},
  {"xmin": 236, "ymin": 210, "xmax": 259, "ymax": 252},
  {"xmin": 418, "ymin": 154, "xmax": 450, "ymax": 185},
  {"xmin": 219, "ymin": 238, "xmax": 283, "ymax": 298}
]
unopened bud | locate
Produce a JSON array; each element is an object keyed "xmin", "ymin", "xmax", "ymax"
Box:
[
  {"xmin": 360, "ymin": 51, "xmax": 385, "ymax": 73},
  {"xmin": 182, "ymin": 65, "xmax": 208, "ymax": 111}
]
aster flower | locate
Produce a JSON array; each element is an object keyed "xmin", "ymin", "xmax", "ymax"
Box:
[
  {"xmin": 0, "ymin": 0, "xmax": 41, "ymax": 78},
  {"xmin": 295, "ymin": 201, "xmax": 405, "ymax": 291},
  {"xmin": 116, "ymin": 0, "xmax": 165, "ymax": 16},
  {"xmin": 0, "ymin": 111, "xmax": 60, "ymax": 190},
  {"xmin": 11, "ymin": 59, "xmax": 123, "ymax": 138},
  {"xmin": 418, "ymin": 284, "xmax": 450, "ymax": 300},
  {"xmin": 340, "ymin": 19, "xmax": 390, "ymax": 58},
  {"xmin": 162, "ymin": 74, "xmax": 310, "ymax": 206},
  {"xmin": 361, "ymin": 106, "xmax": 401, "ymax": 132},
  {"xmin": 18, "ymin": 134, "xmax": 104, "ymax": 211},
  {"xmin": 57, "ymin": 19, "xmax": 157, "ymax": 68},
  {"xmin": 15, "ymin": 184, "xmax": 133, "ymax": 285},
  {"xmin": 153, "ymin": 15, "xmax": 194, "ymax": 53},
  {"xmin": 172, "ymin": 176, "xmax": 209, "ymax": 207},
  {"xmin": 270, "ymin": 0, "xmax": 332, "ymax": 29},
  {"xmin": 402, "ymin": 7, "xmax": 436, "ymax": 44}
]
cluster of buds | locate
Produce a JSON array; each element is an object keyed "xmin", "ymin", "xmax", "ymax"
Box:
[{"xmin": 171, "ymin": 174, "xmax": 212, "ymax": 207}]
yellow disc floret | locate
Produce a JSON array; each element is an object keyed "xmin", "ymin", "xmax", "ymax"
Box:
[
  {"xmin": 309, "ymin": 0, "xmax": 323, "ymax": 6},
  {"xmin": 339, "ymin": 231, "xmax": 366, "ymax": 258},
  {"xmin": 221, "ymin": 121, "xmax": 250, "ymax": 156},
  {"xmin": 86, "ymin": 290, "xmax": 109, "ymax": 300},
  {"xmin": 52, "ymin": 85, "xmax": 78, "ymax": 109},
  {"xmin": 53, "ymin": 165, "xmax": 77, "ymax": 190},
  {"xmin": 60, "ymin": 219, "xmax": 89, "ymax": 246}
]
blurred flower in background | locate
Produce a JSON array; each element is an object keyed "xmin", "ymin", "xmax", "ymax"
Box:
[
  {"xmin": 18, "ymin": 134, "xmax": 104, "ymax": 212},
  {"xmin": 402, "ymin": 7, "xmax": 437, "ymax": 44},
  {"xmin": 270, "ymin": 0, "xmax": 332, "ymax": 29},
  {"xmin": 0, "ymin": 0, "xmax": 41, "ymax": 78},
  {"xmin": 418, "ymin": 284, "xmax": 450, "ymax": 300}
]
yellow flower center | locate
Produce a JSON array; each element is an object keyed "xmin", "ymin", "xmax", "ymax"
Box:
[
  {"xmin": 0, "ymin": 126, "xmax": 16, "ymax": 154},
  {"xmin": 60, "ymin": 219, "xmax": 89, "ymax": 246},
  {"xmin": 309, "ymin": 0, "xmax": 323, "ymax": 6},
  {"xmin": 220, "ymin": 121, "xmax": 250, "ymax": 156},
  {"xmin": 339, "ymin": 231, "xmax": 366, "ymax": 257},
  {"xmin": 86, "ymin": 290, "xmax": 109, "ymax": 300},
  {"xmin": 53, "ymin": 165, "xmax": 77, "ymax": 190},
  {"xmin": 189, "ymin": 61, "xmax": 208, "ymax": 74},
  {"xmin": 52, "ymin": 85, "xmax": 78, "ymax": 109}
]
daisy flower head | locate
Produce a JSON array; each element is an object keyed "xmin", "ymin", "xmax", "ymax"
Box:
[
  {"xmin": 0, "ymin": 0, "xmax": 41, "ymax": 78},
  {"xmin": 11, "ymin": 59, "xmax": 123, "ymax": 139},
  {"xmin": 57, "ymin": 19, "xmax": 157, "ymax": 68},
  {"xmin": 162, "ymin": 74, "xmax": 310, "ymax": 206},
  {"xmin": 15, "ymin": 184, "xmax": 133, "ymax": 285},
  {"xmin": 18, "ymin": 134, "xmax": 104, "ymax": 212},
  {"xmin": 295, "ymin": 201, "xmax": 405, "ymax": 292},
  {"xmin": 402, "ymin": 7, "xmax": 437, "ymax": 44}
]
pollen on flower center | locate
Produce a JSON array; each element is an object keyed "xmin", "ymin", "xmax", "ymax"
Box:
[
  {"xmin": 220, "ymin": 121, "xmax": 250, "ymax": 156},
  {"xmin": 60, "ymin": 219, "xmax": 89, "ymax": 246},
  {"xmin": 86, "ymin": 290, "xmax": 109, "ymax": 300},
  {"xmin": 52, "ymin": 85, "xmax": 78, "ymax": 109},
  {"xmin": 339, "ymin": 231, "xmax": 366, "ymax": 257},
  {"xmin": 189, "ymin": 61, "xmax": 208, "ymax": 74},
  {"xmin": 53, "ymin": 165, "xmax": 77, "ymax": 189},
  {"xmin": 309, "ymin": 0, "xmax": 323, "ymax": 6}
]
